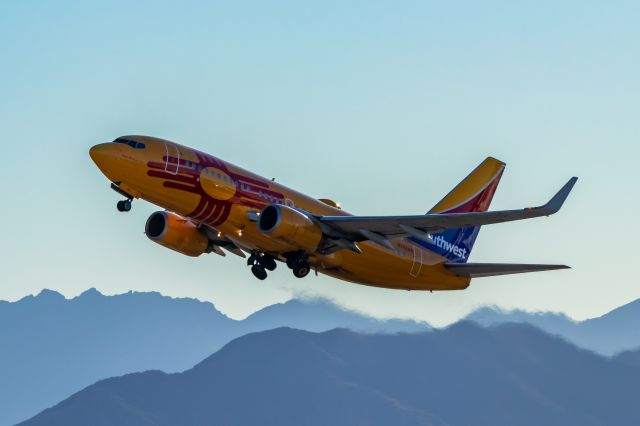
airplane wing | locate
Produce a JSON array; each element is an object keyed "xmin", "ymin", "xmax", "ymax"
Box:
[{"xmin": 315, "ymin": 177, "xmax": 577, "ymax": 249}]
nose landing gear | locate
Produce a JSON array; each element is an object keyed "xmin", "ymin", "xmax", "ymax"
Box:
[
  {"xmin": 111, "ymin": 183, "xmax": 134, "ymax": 213},
  {"xmin": 116, "ymin": 199, "xmax": 132, "ymax": 212}
]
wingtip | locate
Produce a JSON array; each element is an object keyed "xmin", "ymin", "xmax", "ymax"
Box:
[
  {"xmin": 544, "ymin": 264, "xmax": 571, "ymax": 272},
  {"xmin": 543, "ymin": 177, "xmax": 578, "ymax": 214}
]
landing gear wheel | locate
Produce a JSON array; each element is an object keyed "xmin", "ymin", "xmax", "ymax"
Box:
[
  {"xmin": 262, "ymin": 256, "xmax": 277, "ymax": 271},
  {"xmin": 293, "ymin": 262, "xmax": 310, "ymax": 278},
  {"xmin": 248, "ymin": 253, "xmax": 277, "ymax": 272},
  {"xmin": 286, "ymin": 257, "xmax": 297, "ymax": 269},
  {"xmin": 251, "ymin": 264, "xmax": 268, "ymax": 280},
  {"xmin": 116, "ymin": 200, "xmax": 132, "ymax": 212},
  {"xmin": 285, "ymin": 251, "xmax": 305, "ymax": 269}
]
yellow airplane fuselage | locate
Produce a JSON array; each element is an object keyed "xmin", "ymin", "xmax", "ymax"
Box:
[{"xmin": 90, "ymin": 135, "xmax": 470, "ymax": 290}]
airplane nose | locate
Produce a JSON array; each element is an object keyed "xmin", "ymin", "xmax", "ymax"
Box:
[{"xmin": 89, "ymin": 143, "xmax": 116, "ymax": 170}]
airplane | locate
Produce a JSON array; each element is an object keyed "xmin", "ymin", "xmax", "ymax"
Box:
[{"xmin": 89, "ymin": 135, "xmax": 577, "ymax": 291}]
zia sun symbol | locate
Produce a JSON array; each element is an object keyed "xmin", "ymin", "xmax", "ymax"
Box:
[{"xmin": 146, "ymin": 150, "xmax": 283, "ymax": 228}]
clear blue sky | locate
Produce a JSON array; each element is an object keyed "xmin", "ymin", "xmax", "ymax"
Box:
[{"xmin": 1, "ymin": 1, "xmax": 638, "ymax": 325}]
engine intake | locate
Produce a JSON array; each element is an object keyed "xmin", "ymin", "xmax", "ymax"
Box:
[
  {"xmin": 145, "ymin": 211, "xmax": 210, "ymax": 257},
  {"xmin": 258, "ymin": 205, "xmax": 322, "ymax": 253}
]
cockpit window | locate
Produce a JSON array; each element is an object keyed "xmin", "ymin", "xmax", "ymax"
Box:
[{"xmin": 113, "ymin": 138, "xmax": 146, "ymax": 149}]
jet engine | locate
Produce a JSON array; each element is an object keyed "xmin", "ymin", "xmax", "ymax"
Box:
[
  {"xmin": 258, "ymin": 205, "xmax": 322, "ymax": 252},
  {"xmin": 145, "ymin": 211, "xmax": 210, "ymax": 257}
]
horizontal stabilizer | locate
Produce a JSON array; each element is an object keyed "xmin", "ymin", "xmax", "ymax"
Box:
[{"xmin": 445, "ymin": 262, "xmax": 570, "ymax": 278}]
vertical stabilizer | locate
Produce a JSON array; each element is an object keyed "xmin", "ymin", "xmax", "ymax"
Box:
[{"xmin": 411, "ymin": 157, "xmax": 505, "ymax": 263}]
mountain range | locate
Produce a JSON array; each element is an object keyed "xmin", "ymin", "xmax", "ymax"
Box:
[
  {"xmin": 465, "ymin": 300, "xmax": 640, "ymax": 356},
  {"xmin": 0, "ymin": 289, "xmax": 425, "ymax": 426},
  {"xmin": 3, "ymin": 288, "xmax": 640, "ymax": 425},
  {"xmin": 20, "ymin": 324, "xmax": 640, "ymax": 426}
]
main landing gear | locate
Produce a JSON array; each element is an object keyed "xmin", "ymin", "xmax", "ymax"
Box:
[
  {"xmin": 248, "ymin": 253, "xmax": 277, "ymax": 281},
  {"xmin": 286, "ymin": 251, "xmax": 311, "ymax": 279},
  {"xmin": 247, "ymin": 251, "xmax": 311, "ymax": 280}
]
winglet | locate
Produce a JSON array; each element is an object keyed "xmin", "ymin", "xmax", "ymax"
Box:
[{"xmin": 538, "ymin": 177, "xmax": 578, "ymax": 216}]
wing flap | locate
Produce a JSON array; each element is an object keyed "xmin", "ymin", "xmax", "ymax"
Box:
[{"xmin": 445, "ymin": 262, "xmax": 570, "ymax": 278}]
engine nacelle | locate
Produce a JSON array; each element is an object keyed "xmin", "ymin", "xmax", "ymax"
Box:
[
  {"xmin": 145, "ymin": 211, "xmax": 210, "ymax": 257},
  {"xmin": 258, "ymin": 205, "xmax": 322, "ymax": 253}
]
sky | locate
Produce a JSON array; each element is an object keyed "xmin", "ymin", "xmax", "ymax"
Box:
[{"xmin": 0, "ymin": 1, "xmax": 638, "ymax": 326}]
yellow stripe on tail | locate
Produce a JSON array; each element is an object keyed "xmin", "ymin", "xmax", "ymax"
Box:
[{"xmin": 429, "ymin": 157, "xmax": 505, "ymax": 214}]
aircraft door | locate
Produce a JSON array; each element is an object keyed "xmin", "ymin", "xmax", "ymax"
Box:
[
  {"xmin": 164, "ymin": 142, "xmax": 180, "ymax": 175},
  {"xmin": 410, "ymin": 246, "xmax": 423, "ymax": 277}
]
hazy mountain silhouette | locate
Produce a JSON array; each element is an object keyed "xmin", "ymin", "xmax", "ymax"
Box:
[
  {"xmin": 465, "ymin": 299, "xmax": 640, "ymax": 356},
  {"xmin": 239, "ymin": 298, "xmax": 426, "ymax": 335},
  {"xmin": 614, "ymin": 348, "xmax": 640, "ymax": 369},
  {"xmin": 0, "ymin": 288, "xmax": 426, "ymax": 426},
  {"xmin": 6, "ymin": 289, "xmax": 640, "ymax": 426},
  {"xmin": 20, "ymin": 324, "xmax": 640, "ymax": 426},
  {"xmin": 466, "ymin": 306, "xmax": 577, "ymax": 334}
]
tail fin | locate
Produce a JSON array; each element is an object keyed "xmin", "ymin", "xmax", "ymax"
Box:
[{"xmin": 415, "ymin": 157, "xmax": 505, "ymax": 263}]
